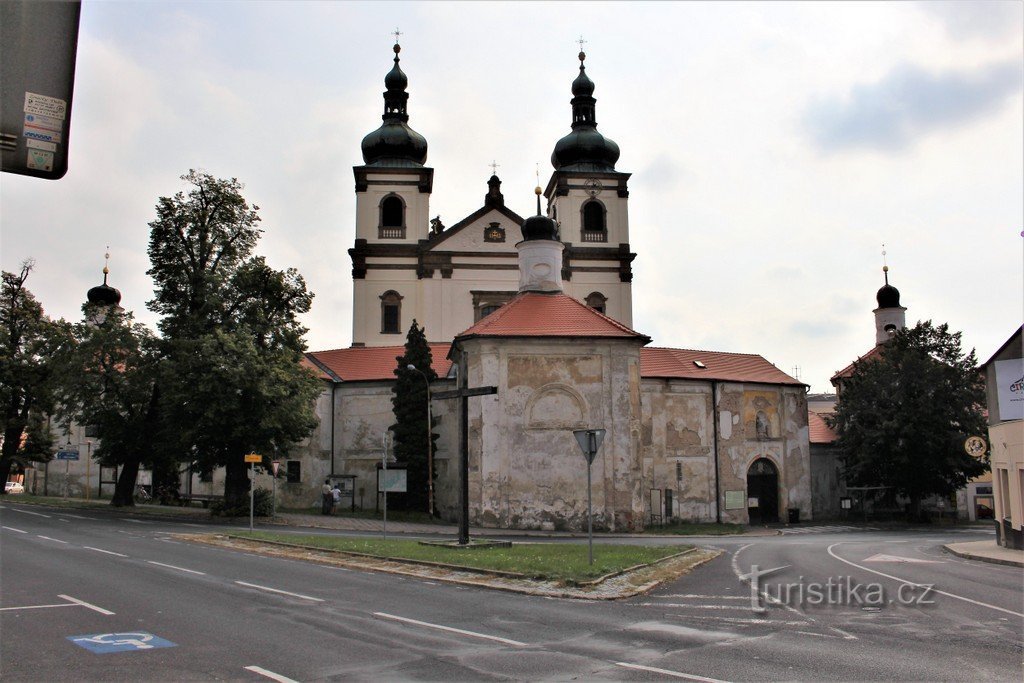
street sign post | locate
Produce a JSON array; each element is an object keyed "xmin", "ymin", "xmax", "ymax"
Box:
[
  {"xmin": 572, "ymin": 429, "xmax": 606, "ymax": 565},
  {"xmin": 56, "ymin": 447, "xmax": 79, "ymax": 500},
  {"xmin": 271, "ymin": 460, "xmax": 280, "ymax": 517},
  {"xmin": 244, "ymin": 453, "xmax": 260, "ymax": 531},
  {"xmin": 381, "ymin": 433, "xmax": 393, "ymax": 541}
]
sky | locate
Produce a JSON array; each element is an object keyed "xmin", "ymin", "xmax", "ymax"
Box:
[{"xmin": 2, "ymin": 0, "xmax": 1021, "ymax": 394}]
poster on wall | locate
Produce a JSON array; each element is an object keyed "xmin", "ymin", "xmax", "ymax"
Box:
[{"xmin": 994, "ymin": 358, "xmax": 1024, "ymax": 421}]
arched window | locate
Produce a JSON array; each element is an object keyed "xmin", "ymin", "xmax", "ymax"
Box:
[
  {"xmin": 380, "ymin": 290, "xmax": 403, "ymax": 334},
  {"xmin": 379, "ymin": 195, "xmax": 405, "ymax": 238},
  {"xmin": 581, "ymin": 200, "xmax": 606, "ymax": 242},
  {"xmin": 585, "ymin": 292, "xmax": 607, "ymax": 314}
]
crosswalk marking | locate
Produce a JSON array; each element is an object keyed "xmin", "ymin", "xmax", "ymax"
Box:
[{"xmin": 781, "ymin": 525, "xmax": 878, "ymax": 535}]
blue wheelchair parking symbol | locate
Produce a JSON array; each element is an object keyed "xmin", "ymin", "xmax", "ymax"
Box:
[{"xmin": 68, "ymin": 632, "xmax": 177, "ymax": 654}]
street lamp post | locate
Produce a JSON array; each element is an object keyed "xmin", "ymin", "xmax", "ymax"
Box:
[
  {"xmin": 85, "ymin": 439, "xmax": 92, "ymax": 500},
  {"xmin": 407, "ymin": 364, "xmax": 434, "ymax": 517}
]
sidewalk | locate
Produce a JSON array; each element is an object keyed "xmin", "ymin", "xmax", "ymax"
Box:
[{"xmin": 943, "ymin": 540, "xmax": 1024, "ymax": 568}]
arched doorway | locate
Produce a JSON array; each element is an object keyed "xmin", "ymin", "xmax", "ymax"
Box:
[{"xmin": 747, "ymin": 458, "xmax": 779, "ymax": 524}]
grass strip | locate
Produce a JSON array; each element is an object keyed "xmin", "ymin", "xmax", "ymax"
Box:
[{"xmin": 231, "ymin": 531, "xmax": 690, "ymax": 582}]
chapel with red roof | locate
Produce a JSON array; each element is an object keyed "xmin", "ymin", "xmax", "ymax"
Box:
[{"xmin": 291, "ymin": 41, "xmax": 811, "ymax": 530}]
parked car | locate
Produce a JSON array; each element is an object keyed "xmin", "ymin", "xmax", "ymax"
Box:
[{"xmin": 5, "ymin": 481, "xmax": 25, "ymax": 494}]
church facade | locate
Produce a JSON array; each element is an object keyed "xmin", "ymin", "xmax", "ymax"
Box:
[{"xmin": 289, "ymin": 42, "xmax": 812, "ymax": 530}]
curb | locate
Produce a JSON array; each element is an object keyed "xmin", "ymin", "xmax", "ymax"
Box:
[{"xmin": 942, "ymin": 544, "xmax": 1024, "ymax": 568}]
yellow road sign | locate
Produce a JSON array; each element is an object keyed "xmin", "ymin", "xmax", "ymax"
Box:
[{"xmin": 244, "ymin": 453, "xmax": 262, "ymax": 463}]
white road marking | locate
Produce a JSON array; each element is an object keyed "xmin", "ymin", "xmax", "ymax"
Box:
[
  {"xmin": 244, "ymin": 665, "xmax": 300, "ymax": 683},
  {"xmin": 656, "ymin": 594, "xmax": 749, "ymax": 600},
  {"xmin": 58, "ymin": 518, "xmax": 70, "ymax": 522},
  {"xmin": 84, "ymin": 546, "xmax": 128, "ymax": 557},
  {"xmin": 0, "ymin": 602, "xmax": 77, "ymax": 612},
  {"xmin": 9, "ymin": 508, "xmax": 51, "ymax": 518},
  {"xmin": 59, "ymin": 594, "xmax": 115, "ymax": 615},
  {"xmin": 146, "ymin": 561, "xmax": 206, "ymax": 575},
  {"xmin": 235, "ymin": 581, "xmax": 323, "ymax": 602},
  {"xmin": 672, "ymin": 614, "xmax": 809, "ymax": 626},
  {"xmin": 37, "ymin": 535, "xmax": 67, "ymax": 544},
  {"xmin": 638, "ymin": 603, "xmax": 753, "ymax": 611},
  {"xmin": 794, "ymin": 630, "xmax": 841, "ymax": 639},
  {"xmin": 374, "ymin": 611, "xmax": 527, "ymax": 647},
  {"xmin": 61, "ymin": 514, "xmax": 90, "ymax": 520},
  {"xmin": 2, "ymin": 526, "xmax": 27, "ymax": 533},
  {"xmin": 615, "ymin": 662, "xmax": 729, "ymax": 682},
  {"xmin": 181, "ymin": 523, "xmax": 204, "ymax": 528},
  {"xmin": 827, "ymin": 543, "xmax": 1024, "ymax": 618},
  {"xmin": 863, "ymin": 553, "xmax": 944, "ymax": 564},
  {"xmin": 124, "ymin": 519, "xmax": 151, "ymax": 524}
]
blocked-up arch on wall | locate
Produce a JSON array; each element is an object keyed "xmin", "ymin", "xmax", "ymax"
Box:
[{"xmin": 525, "ymin": 383, "xmax": 589, "ymax": 429}]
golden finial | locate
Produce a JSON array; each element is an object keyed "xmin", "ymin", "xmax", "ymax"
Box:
[
  {"xmin": 489, "ymin": 160, "xmax": 500, "ymax": 176},
  {"xmin": 102, "ymin": 248, "xmax": 110, "ymax": 276},
  {"xmin": 881, "ymin": 244, "xmax": 889, "ymax": 284}
]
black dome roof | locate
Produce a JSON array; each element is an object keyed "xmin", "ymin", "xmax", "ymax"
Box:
[
  {"xmin": 876, "ymin": 266, "xmax": 901, "ymax": 308},
  {"xmin": 361, "ymin": 43, "xmax": 428, "ymax": 167},
  {"xmin": 551, "ymin": 52, "xmax": 619, "ymax": 172},
  {"xmin": 876, "ymin": 283, "xmax": 901, "ymax": 309},
  {"xmin": 520, "ymin": 213, "xmax": 558, "ymax": 241},
  {"xmin": 87, "ymin": 265, "xmax": 121, "ymax": 307}
]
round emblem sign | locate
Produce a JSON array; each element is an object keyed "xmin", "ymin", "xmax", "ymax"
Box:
[{"xmin": 964, "ymin": 436, "xmax": 987, "ymax": 457}]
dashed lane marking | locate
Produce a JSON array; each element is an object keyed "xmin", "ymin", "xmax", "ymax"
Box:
[
  {"xmin": 123, "ymin": 519, "xmax": 151, "ymax": 524},
  {"xmin": 244, "ymin": 665, "xmax": 300, "ymax": 683},
  {"xmin": 146, "ymin": 561, "xmax": 205, "ymax": 575},
  {"xmin": 58, "ymin": 594, "xmax": 115, "ymax": 615},
  {"xmin": 234, "ymin": 581, "xmax": 323, "ymax": 602},
  {"xmin": 2, "ymin": 526, "xmax": 27, "ymax": 533},
  {"xmin": 7, "ymin": 508, "xmax": 51, "ymax": 518},
  {"xmin": 374, "ymin": 612, "xmax": 527, "ymax": 647},
  {"xmin": 84, "ymin": 547, "xmax": 128, "ymax": 557},
  {"xmin": 615, "ymin": 662, "xmax": 730, "ymax": 682},
  {"xmin": 37, "ymin": 535, "xmax": 68, "ymax": 544}
]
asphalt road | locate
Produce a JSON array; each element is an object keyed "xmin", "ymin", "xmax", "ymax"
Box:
[{"xmin": 1, "ymin": 502, "xmax": 1020, "ymax": 682}]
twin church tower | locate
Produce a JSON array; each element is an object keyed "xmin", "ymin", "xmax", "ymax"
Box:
[{"xmin": 348, "ymin": 41, "xmax": 636, "ymax": 346}]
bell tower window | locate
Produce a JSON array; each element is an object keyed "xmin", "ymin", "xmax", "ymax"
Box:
[
  {"xmin": 581, "ymin": 200, "xmax": 607, "ymax": 242},
  {"xmin": 379, "ymin": 195, "xmax": 406, "ymax": 239},
  {"xmin": 585, "ymin": 291, "xmax": 607, "ymax": 314},
  {"xmin": 380, "ymin": 290, "xmax": 403, "ymax": 334}
]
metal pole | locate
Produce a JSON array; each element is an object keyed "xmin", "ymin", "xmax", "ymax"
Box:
[
  {"xmin": 383, "ymin": 433, "xmax": 389, "ymax": 542},
  {"xmin": 64, "ymin": 459, "xmax": 69, "ymax": 500},
  {"xmin": 272, "ymin": 470, "xmax": 277, "ymax": 518},
  {"xmin": 85, "ymin": 441, "xmax": 92, "ymax": 500},
  {"xmin": 587, "ymin": 431, "xmax": 594, "ymax": 565},
  {"xmin": 249, "ymin": 461, "xmax": 254, "ymax": 532},
  {"xmin": 458, "ymin": 353, "xmax": 469, "ymax": 545}
]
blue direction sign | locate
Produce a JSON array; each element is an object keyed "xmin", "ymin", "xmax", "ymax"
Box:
[
  {"xmin": 68, "ymin": 632, "xmax": 176, "ymax": 654},
  {"xmin": 55, "ymin": 449, "xmax": 79, "ymax": 460}
]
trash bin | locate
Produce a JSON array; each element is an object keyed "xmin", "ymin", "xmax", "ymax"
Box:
[{"xmin": 788, "ymin": 508, "xmax": 800, "ymax": 524}]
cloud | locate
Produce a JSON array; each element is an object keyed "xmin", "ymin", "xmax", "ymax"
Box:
[
  {"xmin": 918, "ymin": 0, "xmax": 1024, "ymax": 41},
  {"xmin": 804, "ymin": 59, "xmax": 1022, "ymax": 152}
]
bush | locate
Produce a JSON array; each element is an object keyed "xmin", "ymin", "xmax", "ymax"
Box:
[{"xmin": 211, "ymin": 487, "xmax": 273, "ymax": 517}]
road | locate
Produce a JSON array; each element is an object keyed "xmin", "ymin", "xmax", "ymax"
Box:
[{"xmin": 1, "ymin": 502, "xmax": 1020, "ymax": 681}]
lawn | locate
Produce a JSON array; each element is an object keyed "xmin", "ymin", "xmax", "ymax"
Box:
[{"xmin": 231, "ymin": 531, "xmax": 689, "ymax": 582}]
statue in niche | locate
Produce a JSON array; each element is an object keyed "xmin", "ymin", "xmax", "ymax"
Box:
[
  {"xmin": 756, "ymin": 410, "xmax": 771, "ymax": 440},
  {"xmin": 429, "ymin": 216, "xmax": 445, "ymax": 235}
]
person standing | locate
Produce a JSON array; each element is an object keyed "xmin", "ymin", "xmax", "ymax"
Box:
[{"xmin": 321, "ymin": 479, "xmax": 333, "ymax": 515}]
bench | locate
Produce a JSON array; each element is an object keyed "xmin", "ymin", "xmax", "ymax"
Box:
[{"xmin": 180, "ymin": 493, "xmax": 224, "ymax": 508}]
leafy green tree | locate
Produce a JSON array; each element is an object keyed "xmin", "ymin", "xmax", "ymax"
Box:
[
  {"xmin": 390, "ymin": 319, "xmax": 437, "ymax": 512},
  {"xmin": 0, "ymin": 262, "xmax": 72, "ymax": 491},
  {"xmin": 146, "ymin": 171, "xmax": 321, "ymax": 507},
  {"xmin": 831, "ymin": 320, "xmax": 988, "ymax": 519},
  {"xmin": 54, "ymin": 309, "xmax": 164, "ymax": 506}
]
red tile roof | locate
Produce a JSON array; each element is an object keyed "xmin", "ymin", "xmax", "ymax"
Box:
[
  {"xmin": 306, "ymin": 343, "xmax": 453, "ymax": 382},
  {"xmin": 808, "ymin": 411, "xmax": 837, "ymax": 444},
  {"xmin": 830, "ymin": 345, "xmax": 883, "ymax": 384},
  {"xmin": 640, "ymin": 347, "xmax": 804, "ymax": 386},
  {"xmin": 455, "ymin": 292, "xmax": 649, "ymax": 341}
]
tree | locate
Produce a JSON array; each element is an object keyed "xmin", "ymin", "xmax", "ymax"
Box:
[
  {"xmin": 146, "ymin": 171, "xmax": 321, "ymax": 507},
  {"xmin": 53, "ymin": 309, "xmax": 164, "ymax": 507},
  {"xmin": 0, "ymin": 262, "xmax": 72, "ymax": 491},
  {"xmin": 390, "ymin": 320, "xmax": 437, "ymax": 512},
  {"xmin": 831, "ymin": 320, "xmax": 988, "ymax": 519}
]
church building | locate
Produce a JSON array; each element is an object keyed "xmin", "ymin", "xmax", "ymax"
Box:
[{"xmin": 292, "ymin": 42, "xmax": 812, "ymax": 530}]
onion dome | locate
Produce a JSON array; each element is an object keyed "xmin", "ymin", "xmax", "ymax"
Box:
[
  {"xmin": 876, "ymin": 266, "xmax": 901, "ymax": 308},
  {"xmin": 87, "ymin": 256, "xmax": 121, "ymax": 307},
  {"xmin": 521, "ymin": 186, "xmax": 558, "ymax": 241},
  {"xmin": 360, "ymin": 42, "xmax": 428, "ymax": 167},
  {"xmin": 551, "ymin": 51, "xmax": 620, "ymax": 172}
]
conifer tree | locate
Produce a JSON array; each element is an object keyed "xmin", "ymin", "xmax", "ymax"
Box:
[{"xmin": 390, "ymin": 319, "xmax": 437, "ymax": 511}]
